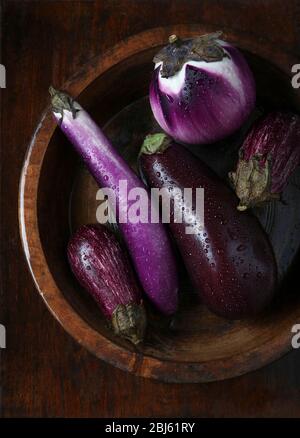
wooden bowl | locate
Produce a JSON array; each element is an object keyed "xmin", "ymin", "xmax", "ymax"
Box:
[{"xmin": 19, "ymin": 25, "xmax": 300, "ymax": 383}]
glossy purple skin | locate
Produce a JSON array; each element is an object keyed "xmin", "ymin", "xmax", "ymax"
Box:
[
  {"xmin": 150, "ymin": 43, "xmax": 256, "ymax": 145},
  {"xmin": 140, "ymin": 142, "xmax": 277, "ymax": 319},
  {"xmin": 241, "ymin": 111, "xmax": 300, "ymax": 193},
  {"xmin": 67, "ymin": 224, "xmax": 142, "ymax": 319},
  {"xmin": 53, "ymin": 107, "xmax": 178, "ymax": 315}
]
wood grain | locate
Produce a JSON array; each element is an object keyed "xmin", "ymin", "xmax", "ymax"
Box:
[{"xmin": 2, "ymin": 0, "xmax": 300, "ymax": 417}]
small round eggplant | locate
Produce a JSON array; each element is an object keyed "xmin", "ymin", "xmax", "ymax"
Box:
[
  {"xmin": 139, "ymin": 134, "xmax": 277, "ymax": 319},
  {"xmin": 150, "ymin": 32, "xmax": 256, "ymax": 144},
  {"xmin": 68, "ymin": 224, "xmax": 146, "ymax": 344}
]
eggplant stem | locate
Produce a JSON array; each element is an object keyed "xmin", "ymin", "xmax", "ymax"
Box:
[
  {"xmin": 168, "ymin": 34, "xmax": 179, "ymax": 44},
  {"xmin": 111, "ymin": 303, "xmax": 146, "ymax": 345},
  {"xmin": 140, "ymin": 133, "xmax": 171, "ymax": 156},
  {"xmin": 49, "ymin": 85, "xmax": 79, "ymax": 121},
  {"xmin": 154, "ymin": 30, "xmax": 226, "ymax": 78}
]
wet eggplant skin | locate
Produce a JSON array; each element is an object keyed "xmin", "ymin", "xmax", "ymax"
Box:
[
  {"xmin": 50, "ymin": 88, "xmax": 178, "ymax": 316},
  {"xmin": 140, "ymin": 142, "xmax": 277, "ymax": 319}
]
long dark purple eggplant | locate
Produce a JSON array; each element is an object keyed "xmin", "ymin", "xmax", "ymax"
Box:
[
  {"xmin": 68, "ymin": 224, "xmax": 146, "ymax": 344},
  {"xmin": 139, "ymin": 133, "xmax": 277, "ymax": 319}
]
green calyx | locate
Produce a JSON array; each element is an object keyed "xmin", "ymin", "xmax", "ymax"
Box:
[
  {"xmin": 153, "ymin": 31, "xmax": 227, "ymax": 78},
  {"xmin": 229, "ymin": 156, "xmax": 279, "ymax": 211},
  {"xmin": 111, "ymin": 303, "xmax": 146, "ymax": 345},
  {"xmin": 140, "ymin": 133, "xmax": 171, "ymax": 156},
  {"xmin": 49, "ymin": 85, "xmax": 79, "ymax": 120}
]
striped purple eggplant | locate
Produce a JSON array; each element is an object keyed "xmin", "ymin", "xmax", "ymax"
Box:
[
  {"xmin": 150, "ymin": 32, "xmax": 256, "ymax": 145},
  {"xmin": 49, "ymin": 87, "xmax": 178, "ymax": 315},
  {"xmin": 229, "ymin": 111, "xmax": 300, "ymax": 210},
  {"xmin": 68, "ymin": 224, "xmax": 146, "ymax": 344}
]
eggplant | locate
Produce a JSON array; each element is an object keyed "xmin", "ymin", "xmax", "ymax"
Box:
[
  {"xmin": 49, "ymin": 87, "xmax": 178, "ymax": 315},
  {"xmin": 150, "ymin": 32, "xmax": 256, "ymax": 145},
  {"xmin": 229, "ymin": 111, "xmax": 300, "ymax": 210},
  {"xmin": 68, "ymin": 224, "xmax": 146, "ymax": 344},
  {"xmin": 139, "ymin": 134, "xmax": 277, "ymax": 319}
]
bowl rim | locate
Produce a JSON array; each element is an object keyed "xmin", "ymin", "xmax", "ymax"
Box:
[{"xmin": 18, "ymin": 24, "xmax": 298, "ymax": 383}]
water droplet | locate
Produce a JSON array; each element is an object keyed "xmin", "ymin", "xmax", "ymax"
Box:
[{"xmin": 166, "ymin": 94, "xmax": 174, "ymax": 103}]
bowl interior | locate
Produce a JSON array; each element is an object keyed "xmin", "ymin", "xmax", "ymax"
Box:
[{"xmin": 37, "ymin": 46, "xmax": 300, "ymax": 365}]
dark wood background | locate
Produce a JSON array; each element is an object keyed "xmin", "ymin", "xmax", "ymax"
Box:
[{"xmin": 1, "ymin": 0, "xmax": 300, "ymax": 417}]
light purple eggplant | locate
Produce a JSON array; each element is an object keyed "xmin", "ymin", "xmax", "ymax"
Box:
[{"xmin": 49, "ymin": 87, "xmax": 178, "ymax": 315}]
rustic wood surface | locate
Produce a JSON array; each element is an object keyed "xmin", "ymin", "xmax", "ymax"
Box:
[{"xmin": 2, "ymin": 0, "xmax": 300, "ymax": 417}]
